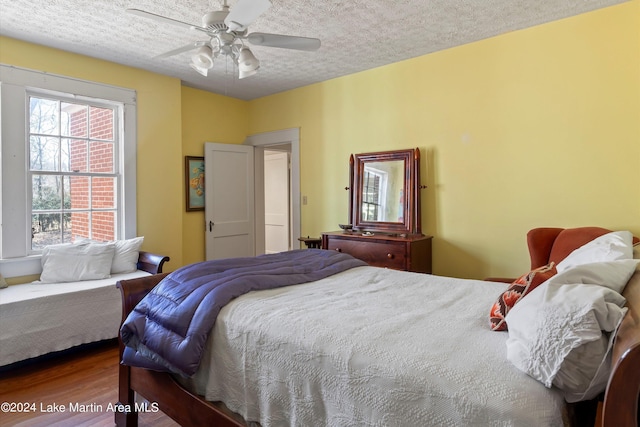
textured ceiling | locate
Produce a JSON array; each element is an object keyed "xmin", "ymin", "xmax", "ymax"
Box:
[{"xmin": 0, "ymin": 0, "xmax": 628, "ymax": 100}]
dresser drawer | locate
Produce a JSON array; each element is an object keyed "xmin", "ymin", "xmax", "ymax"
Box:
[
  {"xmin": 326, "ymin": 238, "xmax": 406, "ymax": 270},
  {"xmin": 322, "ymin": 232, "xmax": 433, "ymax": 273}
]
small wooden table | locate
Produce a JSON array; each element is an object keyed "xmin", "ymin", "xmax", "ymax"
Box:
[{"xmin": 298, "ymin": 236, "xmax": 322, "ymax": 249}]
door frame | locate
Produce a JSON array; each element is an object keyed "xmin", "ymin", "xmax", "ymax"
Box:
[{"xmin": 244, "ymin": 128, "xmax": 301, "ymax": 255}]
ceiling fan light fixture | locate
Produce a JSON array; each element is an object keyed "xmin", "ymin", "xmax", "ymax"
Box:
[
  {"xmin": 191, "ymin": 45, "xmax": 215, "ymax": 70},
  {"xmin": 238, "ymin": 47, "xmax": 260, "ymax": 74},
  {"xmin": 238, "ymin": 47, "xmax": 260, "ymax": 79}
]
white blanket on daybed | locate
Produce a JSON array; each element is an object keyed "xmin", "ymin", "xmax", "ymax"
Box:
[
  {"xmin": 0, "ymin": 270, "xmax": 150, "ymax": 366},
  {"xmin": 180, "ymin": 266, "xmax": 565, "ymax": 427}
]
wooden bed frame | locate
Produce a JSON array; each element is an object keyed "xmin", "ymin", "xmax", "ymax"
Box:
[
  {"xmin": 136, "ymin": 251, "xmax": 171, "ymax": 275},
  {"xmin": 115, "ymin": 270, "xmax": 640, "ymax": 427}
]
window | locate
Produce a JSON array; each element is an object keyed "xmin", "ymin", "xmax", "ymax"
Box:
[
  {"xmin": 29, "ymin": 95, "xmax": 118, "ymax": 249},
  {"xmin": 0, "ymin": 65, "xmax": 137, "ymax": 277}
]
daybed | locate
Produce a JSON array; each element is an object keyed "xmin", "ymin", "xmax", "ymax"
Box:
[
  {"xmin": 116, "ymin": 229, "xmax": 640, "ymax": 427},
  {"xmin": 0, "ymin": 250, "xmax": 168, "ymax": 367}
]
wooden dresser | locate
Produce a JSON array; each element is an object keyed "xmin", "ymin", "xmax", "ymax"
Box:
[{"xmin": 321, "ymin": 232, "xmax": 432, "ymax": 273}]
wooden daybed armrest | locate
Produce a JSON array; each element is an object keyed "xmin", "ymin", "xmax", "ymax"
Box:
[{"xmin": 136, "ymin": 251, "xmax": 170, "ymax": 274}]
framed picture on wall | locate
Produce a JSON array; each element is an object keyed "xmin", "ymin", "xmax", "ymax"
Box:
[{"xmin": 185, "ymin": 156, "xmax": 205, "ymax": 211}]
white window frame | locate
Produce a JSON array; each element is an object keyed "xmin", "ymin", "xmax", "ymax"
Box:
[{"xmin": 0, "ymin": 65, "xmax": 137, "ymax": 277}]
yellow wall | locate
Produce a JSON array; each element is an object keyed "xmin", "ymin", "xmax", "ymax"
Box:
[
  {"xmin": 2, "ymin": 0, "xmax": 639, "ymax": 280},
  {"xmin": 180, "ymin": 86, "xmax": 249, "ymax": 265},
  {"xmin": 248, "ymin": 1, "xmax": 640, "ymax": 279},
  {"xmin": 0, "ymin": 37, "xmax": 185, "ymax": 268}
]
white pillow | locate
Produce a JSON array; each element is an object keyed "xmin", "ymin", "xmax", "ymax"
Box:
[
  {"xmin": 547, "ymin": 259, "xmax": 639, "ymax": 294},
  {"xmin": 40, "ymin": 242, "xmax": 116, "ymax": 283},
  {"xmin": 111, "ymin": 236, "xmax": 144, "ymax": 274},
  {"xmin": 505, "ymin": 281, "xmax": 627, "ymax": 402},
  {"xmin": 552, "ymin": 334, "xmax": 609, "ymax": 399},
  {"xmin": 556, "ymin": 231, "xmax": 633, "ymax": 273}
]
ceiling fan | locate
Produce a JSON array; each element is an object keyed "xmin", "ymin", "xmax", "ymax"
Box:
[{"xmin": 127, "ymin": 0, "xmax": 321, "ymax": 79}]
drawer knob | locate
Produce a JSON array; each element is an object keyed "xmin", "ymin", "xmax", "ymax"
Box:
[
  {"xmin": 335, "ymin": 248, "xmax": 342, "ymax": 252},
  {"xmin": 387, "ymin": 253, "xmax": 394, "ymax": 259}
]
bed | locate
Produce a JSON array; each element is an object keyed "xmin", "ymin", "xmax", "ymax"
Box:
[
  {"xmin": 0, "ymin": 250, "xmax": 168, "ymax": 367},
  {"xmin": 115, "ymin": 234, "xmax": 640, "ymax": 427}
]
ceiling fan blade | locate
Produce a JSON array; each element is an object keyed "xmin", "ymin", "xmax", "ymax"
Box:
[
  {"xmin": 247, "ymin": 33, "xmax": 321, "ymax": 51},
  {"xmin": 224, "ymin": 0, "xmax": 271, "ymax": 32},
  {"xmin": 126, "ymin": 8, "xmax": 206, "ymax": 32},
  {"xmin": 153, "ymin": 42, "xmax": 206, "ymax": 59}
]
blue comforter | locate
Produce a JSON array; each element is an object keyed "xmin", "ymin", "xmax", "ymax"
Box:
[{"xmin": 120, "ymin": 249, "xmax": 366, "ymax": 376}]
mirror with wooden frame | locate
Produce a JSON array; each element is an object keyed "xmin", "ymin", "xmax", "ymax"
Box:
[{"xmin": 348, "ymin": 148, "xmax": 422, "ymax": 235}]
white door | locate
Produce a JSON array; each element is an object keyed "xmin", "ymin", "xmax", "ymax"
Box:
[
  {"xmin": 264, "ymin": 151, "xmax": 290, "ymax": 253},
  {"xmin": 205, "ymin": 143, "xmax": 255, "ymax": 260}
]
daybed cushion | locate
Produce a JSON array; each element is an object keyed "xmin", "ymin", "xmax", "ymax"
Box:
[{"xmin": 0, "ymin": 270, "xmax": 150, "ymax": 366}]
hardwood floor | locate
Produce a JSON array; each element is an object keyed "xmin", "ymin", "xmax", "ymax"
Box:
[{"xmin": 0, "ymin": 340, "xmax": 179, "ymax": 427}]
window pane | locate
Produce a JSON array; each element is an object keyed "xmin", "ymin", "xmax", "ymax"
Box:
[
  {"xmin": 89, "ymin": 106, "xmax": 114, "ymax": 141},
  {"xmin": 31, "ymin": 213, "xmax": 65, "ymax": 249},
  {"xmin": 61, "ymin": 102, "xmax": 88, "ymax": 137},
  {"xmin": 92, "ymin": 211, "xmax": 115, "ymax": 241},
  {"xmin": 32, "ymin": 175, "xmax": 63, "ymax": 210},
  {"xmin": 30, "ymin": 97, "xmax": 60, "ymax": 136},
  {"xmin": 67, "ymin": 138, "xmax": 88, "ymax": 172},
  {"xmin": 69, "ymin": 211, "xmax": 90, "ymax": 241},
  {"xmin": 67, "ymin": 176, "xmax": 90, "ymax": 209},
  {"xmin": 92, "ymin": 177, "xmax": 116, "ymax": 209},
  {"xmin": 89, "ymin": 141, "xmax": 115, "ymax": 173},
  {"xmin": 61, "ymin": 139, "xmax": 88, "ymax": 172},
  {"xmin": 30, "ymin": 136, "xmax": 61, "ymax": 171}
]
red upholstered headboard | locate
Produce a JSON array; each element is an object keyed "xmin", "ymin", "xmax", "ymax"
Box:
[{"xmin": 527, "ymin": 227, "xmax": 639, "ymax": 270}]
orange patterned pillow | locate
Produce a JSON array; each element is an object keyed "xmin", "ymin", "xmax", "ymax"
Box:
[{"xmin": 489, "ymin": 263, "xmax": 556, "ymax": 331}]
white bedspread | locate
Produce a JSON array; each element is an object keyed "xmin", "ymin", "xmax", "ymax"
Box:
[
  {"xmin": 180, "ymin": 267, "xmax": 565, "ymax": 426},
  {"xmin": 0, "ymin": 270, "xmax": 149, "ymax": 366}
]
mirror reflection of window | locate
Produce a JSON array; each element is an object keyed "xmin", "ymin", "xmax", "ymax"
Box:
[
  {"xmin": 361, "ymin": 160, "xmax": 405, "ymax": 222},
  {"xmin": 362, "ymin": 167, "xmax": 388, "ymax": 221}
]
